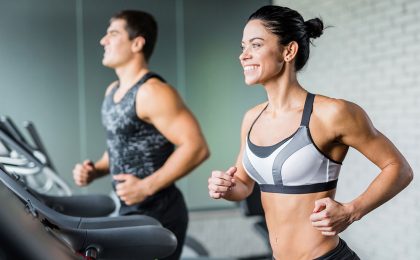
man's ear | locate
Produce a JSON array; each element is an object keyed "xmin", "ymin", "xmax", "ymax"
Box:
[
  {"xmin": 283, "ymin": 41, "xmax": 298, "ymax": 62},
  {"xmin": 132, "ymin": 36, "xmax": 145, "ymax": 53}
]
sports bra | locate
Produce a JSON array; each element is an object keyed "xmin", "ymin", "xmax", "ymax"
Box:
[{"xmin": 242, "ymin": 93, "xmax": 342, "ymax": 194}]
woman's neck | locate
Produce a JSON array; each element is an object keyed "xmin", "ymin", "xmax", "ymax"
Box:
[{"xmin": 263, "ymin": 72, "xmax": 306, "ymax": 113}]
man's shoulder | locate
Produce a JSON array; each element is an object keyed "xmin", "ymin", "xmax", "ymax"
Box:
[
  {"xmin": 140, "ymin": 77, "xmax": 173, "ymax": 91},
  {"xmin": 105, "ymin": 81, "xmax": 119, "ymax": 96},
  {"xmin": 137, "ymin": 78, "xmax": 180, "ymax": 103},
  {"xmin": 135, "ymin": 77, "xmax": 185, "ymax": 120}
]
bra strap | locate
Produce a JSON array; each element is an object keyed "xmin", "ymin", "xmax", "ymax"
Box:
[
  {"xmin": 248, "ymin": 103, "xmax": 269, "ymax": 137},
  {"xmin": 300, "ymin": 92, "xmax": 315, "ymax": 127}
]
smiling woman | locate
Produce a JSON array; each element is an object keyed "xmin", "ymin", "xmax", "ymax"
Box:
[{"xmin": 208, "ymin": 5, "xmax": 413, "ymax": 260}]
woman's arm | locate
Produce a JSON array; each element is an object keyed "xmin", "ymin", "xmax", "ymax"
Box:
[
  {"xmin": 208, "ymin": 108, "xmax": 258, "ymax": 201},
  {"xmin": 310, "ymin": 99, "xmax": 413, "ymax": 236}
]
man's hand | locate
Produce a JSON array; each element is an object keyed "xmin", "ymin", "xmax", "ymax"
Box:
[
  {"xmin": 113, "ymin": 174, "xmax": 152, "ymax": 205},
  {"xmin": 73, "ymin": 160, "xmax": 96, "ymax": 186},
  {"xmin": 310, "ymin": 197, "xmax": 354, "ymax": 236}
]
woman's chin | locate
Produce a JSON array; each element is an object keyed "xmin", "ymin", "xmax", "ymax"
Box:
[{"xmin": 244, "ymin": 78, "xmax": 258, "ymax": 86}]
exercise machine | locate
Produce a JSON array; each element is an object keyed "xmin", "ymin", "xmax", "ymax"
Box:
[
  {"xmin": 0, "ymin": 116, "xmax": 210, "ymax": 258},
  {"xmin": 0, "ymin": 165, "xmax": 177, "ymax": 259},
  {"xmin": 0, "ymin": 119, "xmax": 115, "ymax": 217}
]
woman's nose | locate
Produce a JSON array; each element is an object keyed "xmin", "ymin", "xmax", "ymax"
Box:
[{"xmin": 239, "ymin": 47, "xmax": 251, "ymax": 61}]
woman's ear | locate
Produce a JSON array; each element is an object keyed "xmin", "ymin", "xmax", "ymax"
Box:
[
  {"xmin": 132, "ymin": 36, "xmax": 145, "ymax": 53},
  {"xmin": 283, "ymin": 41, "xmax": 298, "ymax": 62}
]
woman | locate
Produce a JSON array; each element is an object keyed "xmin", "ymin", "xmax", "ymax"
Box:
[{"xmin": 208, "ymin": 5, "xmax": 413, "ymax": 260}]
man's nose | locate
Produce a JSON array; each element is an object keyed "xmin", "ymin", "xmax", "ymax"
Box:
[{"xmin": 100, "ymin": 35, "xmax": 107, "ymax": 46}]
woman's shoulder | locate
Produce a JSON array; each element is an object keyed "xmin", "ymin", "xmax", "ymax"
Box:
[
  {"xmin": 240, "ymin": 102, "xmax": 268, "ymax": 132},
  {"xmin": 314, "ymin": 94, "xmax": 346, "ymax": 111},
  {"xmin": 313, "ymin": 94, "xmax": 365, "ymax": 127},
  {"xmin": 244, "ymin": 102, "xmax": 268, "ymax": 121}
]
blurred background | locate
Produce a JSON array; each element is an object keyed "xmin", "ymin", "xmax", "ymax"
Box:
[{"xmin": 0, "ymin": 0, "xmax": 419, "ymax": 259}]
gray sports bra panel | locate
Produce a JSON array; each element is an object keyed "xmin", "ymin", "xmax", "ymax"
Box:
[{"xmin": 242, "ymin": 93, "xmax": 342, "ymax": 194}]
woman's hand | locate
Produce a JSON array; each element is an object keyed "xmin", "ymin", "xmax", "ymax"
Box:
[
  {"xmin": 310, "ymin": 197, "xmax": 355, "ymax": 236},
  {"xmin": 208, "ymin": 167, "xmax": 237, "ymax": 199}
]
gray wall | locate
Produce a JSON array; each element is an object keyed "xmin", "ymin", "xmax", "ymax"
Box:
[
  {"xmin": 183, "ymin": 0, "xmax": 268, "ymax": 208},
  {"xmin": 0, "ymin": 0, "xmax": 267, "ymax": 209},
  {"xmin": 273, "ymin": 0, "xmax": 419, "ymax": 259},
  {"xmin": 0, "ymin": 1, "xmax": 81, "ymax": 191}
]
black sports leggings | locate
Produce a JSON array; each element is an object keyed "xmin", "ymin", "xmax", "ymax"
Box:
[
  {"xmin": 314, "ymin": 238, "xmax": 360, "ymax": 260},
  {"xmin": 273, "ymin": 238, "xmax": 360, "ymax": 260}
]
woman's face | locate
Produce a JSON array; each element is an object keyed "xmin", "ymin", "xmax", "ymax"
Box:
[{"xmin": 239, "ymin": 19, "xmax": 285, "ymax": 85}]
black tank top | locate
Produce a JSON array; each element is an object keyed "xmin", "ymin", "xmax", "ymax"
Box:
[{"xmin": 101, "ymin": 72, "xmax": 177, "ymax": 214}]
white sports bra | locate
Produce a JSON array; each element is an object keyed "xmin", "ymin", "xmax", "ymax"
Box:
[{"xmin": 242, "ymin": 93, "xmax": 342, "ymax": 194}]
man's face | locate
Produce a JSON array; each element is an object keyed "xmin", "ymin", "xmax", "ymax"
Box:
[{"xmin": 100, "ymin": 19, "xmax": 135, "ymax": 68}]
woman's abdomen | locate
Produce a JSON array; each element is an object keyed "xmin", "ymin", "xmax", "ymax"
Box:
[{"xmin": 261, "ymin": 190, "xmax": 338, "ymax": 259}]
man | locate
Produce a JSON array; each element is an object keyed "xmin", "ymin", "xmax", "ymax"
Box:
[{"xmin": 73, "ymin": 10, "xmax": 209, "ymax": 260}]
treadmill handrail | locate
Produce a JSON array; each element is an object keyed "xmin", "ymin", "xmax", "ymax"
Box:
[
  {"xmin": 0, "ymin": 169, "xmax": 158, "ymax": 229},
  {"xmin": 0, "ymin": 128, "xmax": 44, "ymax": 169},
  {"xmin": 23, "ymin": 120, "xmax": 57, "ymax": 171},
  {"xmin": 3, "ymin": 164, "xmax": 41, "ymax": 175},
  {"xmin": 0, "ymin": 156, "xmax": 28, "ymax": 166},
  {"xmin": 0, "ymin": 128, "xmax": 72, "ymax": 195}
]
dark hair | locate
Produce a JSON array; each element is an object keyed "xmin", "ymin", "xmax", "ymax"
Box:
[
  {"xmin": 111, "ymin": 10, "xmax": 158, "ymax": 61},
  {"xmin": 248, "ymin": 5, "xmax": 324, "ymax": 71}
]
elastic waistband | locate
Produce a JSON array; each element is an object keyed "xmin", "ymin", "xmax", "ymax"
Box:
[
  {"xmin": 260, "ymin": 180, "xmax": 338, "ymax": 194},
  {"xmin": 313, "ymin": 238, "xmax": 345, "ymax": 260}
]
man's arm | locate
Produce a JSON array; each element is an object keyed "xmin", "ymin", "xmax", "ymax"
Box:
[
  {"xmin": 73, "ymin": 81, "xmax": 116, "ymax": 187},
  {"xmin": 92, "ymin": 151, "xmax": 110, "ymax": 178},
  {"xmin": 73, "ymin": 151, "xmax": 110, "ymax": 186},
  {"xmin": 113, "ymin": 79, "xmax": 209, "ymax": 205}
]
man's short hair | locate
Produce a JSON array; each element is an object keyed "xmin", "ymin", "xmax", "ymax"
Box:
[{"xmin": 111, "ymin": 10, "xmax": 157, "ymax": 62}]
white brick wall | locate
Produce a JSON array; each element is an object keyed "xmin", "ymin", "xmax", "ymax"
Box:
[{"xmin": 272, "ymin": 1, "xmax": 420, "ymax": 259}]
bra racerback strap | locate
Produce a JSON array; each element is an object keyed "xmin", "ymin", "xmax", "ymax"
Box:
[{"xmin": 300, "ymin": 92, "xmax": 315, "ymax": 127}]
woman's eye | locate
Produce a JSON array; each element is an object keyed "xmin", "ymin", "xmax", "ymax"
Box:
[
  {"xmin": 252, "ymin": 43, "xmax": 261, "ymax": 48},
  {"xmin": 240, "ymin": 45, "xmax": 245, "ymax": 51}
]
